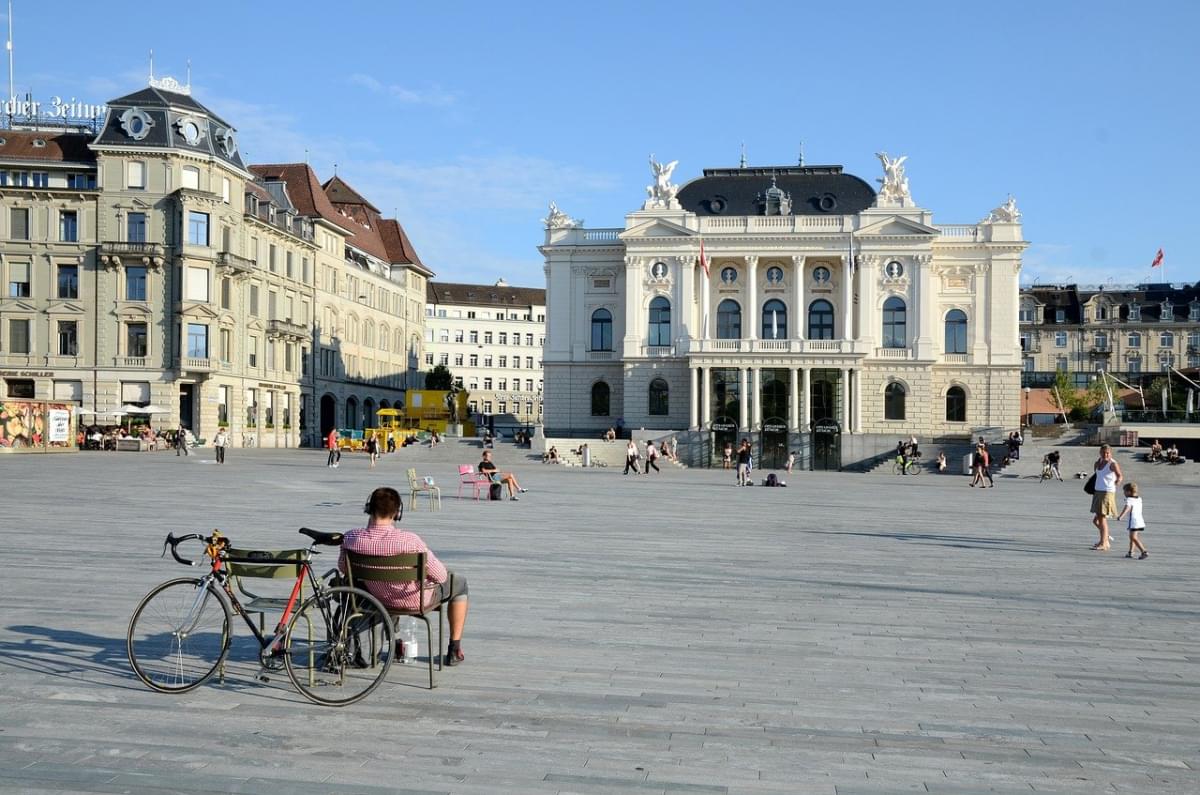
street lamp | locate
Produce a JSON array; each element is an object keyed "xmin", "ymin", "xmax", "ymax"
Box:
[{"xmin": 1023, "ymin": 386, "xmax": 1031, "ymax": 428}]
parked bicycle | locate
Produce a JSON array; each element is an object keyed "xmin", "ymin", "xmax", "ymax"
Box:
[
  {"xmin": 126, "ymin": 528, "xmax": 394, "ymax": 707},
  {"xmin": 893, "ymin": 454, "xmax": 923, "ymax": 476}
]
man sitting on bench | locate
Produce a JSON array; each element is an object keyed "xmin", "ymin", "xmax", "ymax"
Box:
[{"xmin": 478, "ymin": 450, "xmax": 527, "ymax": 501}]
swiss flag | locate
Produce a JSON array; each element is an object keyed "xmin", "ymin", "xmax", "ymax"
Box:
[
  {"xmin": 1151, "ymin": 248, "xmax": 1164, "ymax": 268},
  {"xmin": 699, "ymin": 238, "xmax": 709, "ymax": 278}
]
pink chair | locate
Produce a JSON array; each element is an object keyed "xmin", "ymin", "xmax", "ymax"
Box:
[{"xmin": 457, "ymin": 465, "xmax": 490, "ymax": 500}]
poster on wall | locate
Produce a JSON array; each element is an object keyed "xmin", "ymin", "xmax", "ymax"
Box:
[
  {"xmin": 0, "ymin": 402, "xmax": 37, "ymax": 448},
  {"xmin": 48, "ymin": 407, "xmax": 71, "ymax": 445}
]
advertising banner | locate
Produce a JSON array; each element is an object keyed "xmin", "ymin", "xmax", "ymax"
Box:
[{"xmin": 0, "ymin": 401, "xmax": 78, "ymax": 453}]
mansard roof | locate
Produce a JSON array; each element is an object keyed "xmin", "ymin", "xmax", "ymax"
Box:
[
  {"xmin": 0, "ymin": 130, "xmax": 94, "ymax": 163},
  {"xmin": 676, "ymin": 164, "xmax": 877, "ymax": 217}
]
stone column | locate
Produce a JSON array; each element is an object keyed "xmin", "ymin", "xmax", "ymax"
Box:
[
  {"xmin": 622, "ymin": 255, "xmax": 641, "ymax": 358},
  {"xmin": 853, "ymin": 369, "xmax": 863, "ymax": 433},
  {"xmin": 789, "ymin": 366, "xmax": 799, "ymax": 431},
  {"xmin": 752, "ymin": 366, "xmax": 762, "ymax": 428},
  {"xmin": 678, "ymin": 255, "xmax": 695, "ymax": 350},
  {"xmin": 802, "ymin": 367, "xmax": 812, "ymax": 429},
  {"xmin": 739, "ymin": 366, "xmax": 749, "ymax": 430},
  {"xmin": 914, "ymin": 253, "xmax": 934, "ymax": 359},
  {"xmin": 701, "ymin": 366, "xmax": 712, "ymax": 427},
  {"xmin": 701, "ymin": 263, "xmax": 711, "ymax": 340},
  {"xmin": 792, "ymin": 255, "xmax": 806, "ymax": 341},
  {"xmin": 841, "ymin": 258, "xmax": 853, "ymax": 341},
  {"xmin": 689, "ymin": 366, "xmax": 699, "ymax": 429},
  {"xmin": 746, "ymin": 255, "xmax": 759, "ymax": 340},
  {"xmin": 840, "ymin": 367, "xmax": 851, "ymax": 430}
]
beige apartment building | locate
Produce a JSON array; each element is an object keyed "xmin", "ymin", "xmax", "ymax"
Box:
[
  {"xmin": 0, "ymin": 77, "xmax": 429, "ymax": 447},
  {"xmin": 424, "ymin": 280, "xmax": 546, "ymax": 426},
  {"xmin": 1020, "ymin": 283, "xmax": 1200, "ymax": 388}
]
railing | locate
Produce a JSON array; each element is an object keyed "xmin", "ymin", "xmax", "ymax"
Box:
[
  {"xmin": 697, "ymin": 216, "xmax": 849, "ymax": 234},
  {"xmin": 1120, "ymin": 410, "xmax": 1200, "ymax": 425},
  {"xmin": 942, "ymin": 353, "xmax": 969, "ymax": 364},
  {"xmin": 117, "ymin": 356, "xmax": 146, "ymax": 367},
  {"xmin": 218, "ymin": 250, "xmax": 256, "ymax": 273},
  {"xmin": 756, "ymin": 340, "xmax": 790, "ymax": 352},
  {"xmin": 688, "ymin": 338, "xmax": 858, "ymax": 355},
  {"xmin": 99, "ymin": 241, "xmax": 165, "ymax": 257},
  {"xmin": 641, "ymin": 345, "xmax": 675, "ymax": 357},
  {"xmin": 583, "ymin": 229, "xmax": 620, "ymax": 242},
  {"xmin": 937, "ymin": 225, "xmax": 981, "ymax": 239},
  {"xmin": 181, "ymin": 356, "xmax": 214, "ymax": 371},
  {"xmin": 875, "ymin": 347, "xmax": 912, "ymax": 359},
  {"xmin": 587, "ymin": 351, "xmax": 613, "ymax": 360},
  {"xmin": 268, "ymin": 319, "xmax": 308, "ymax": 339}
]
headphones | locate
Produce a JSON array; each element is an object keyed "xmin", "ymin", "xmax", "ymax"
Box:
[{"xmin": 363, "ymin": 486, "xmax": 403, "ymax": 521}]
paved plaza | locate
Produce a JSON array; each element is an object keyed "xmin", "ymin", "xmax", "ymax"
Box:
[{"xmin": 1, "ymin": 440, "xmax": 1198, "ymax": 794}]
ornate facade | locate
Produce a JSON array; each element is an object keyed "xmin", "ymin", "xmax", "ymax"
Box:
[
  {"xmin": 0, "ymin": 77, "xmax": 429, "ymax": 447},
  {"xmin": 541, "ymin": 156, "xmax": 1027, "ymax": 467}
]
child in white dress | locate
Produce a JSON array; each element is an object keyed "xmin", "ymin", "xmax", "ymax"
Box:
[{"xmin": 1116, "ymin": 482, "xmax": 1148, "ymax": 560}]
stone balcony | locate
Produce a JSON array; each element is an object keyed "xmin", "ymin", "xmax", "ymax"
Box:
[
  {"xmin": 98, "ymin": 241, "xmax": 165, "ymax": 270},
  {"xmin": 267, "ymin": 319, "xmax": 309, "ymax": 340},
  {"xmin": 179, "ymin": 356, "xmax": 215, "ymax": 374},
  {"xmin": 217, "ymin": 250, "xmax": 257, "ymax": 277}
]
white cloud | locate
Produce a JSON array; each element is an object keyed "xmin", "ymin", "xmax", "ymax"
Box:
[{"xmin": 348, "ymin": 73, "xmax": 458, "ymax": 107}]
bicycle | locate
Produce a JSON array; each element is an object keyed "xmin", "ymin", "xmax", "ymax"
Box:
[
  {"xmin": 126, "ymin": 528, "xmax": 394, "ymax": 707},
  {"xmin": 893, "ymin": 455, "xmax": 922, "ymax": 475}
]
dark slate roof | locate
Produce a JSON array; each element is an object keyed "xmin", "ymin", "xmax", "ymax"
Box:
[
  {"xmin": 427, "ymin": 280, "xmax": 545, "ymax": 308},
  {"xmin": 92, "ymin": 84, "xmax": 245, "ymax": 172},
  {"xmin": 676, "ymin": 165, "xmax": 877, "ymax": 216},
  {"xmin": 1024, "ymin": 284, "xmax": 1200, "ymax": 325}
]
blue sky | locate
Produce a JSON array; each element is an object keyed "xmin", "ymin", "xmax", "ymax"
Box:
[{"xmin": 10, "ymin": 1, "xmax": 1199, "ymax": 289}]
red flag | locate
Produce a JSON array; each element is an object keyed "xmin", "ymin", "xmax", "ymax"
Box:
[
  {"xmin": 698, "ymin": 238, "xmax": 709, "ymax": 278},
  {"xmin": 1151, "ymin": 248, "xmax": 1164, "ymax": 268}
]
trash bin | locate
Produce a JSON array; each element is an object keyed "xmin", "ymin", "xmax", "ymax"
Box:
[
  {"xmin": 582, "ymin": 446, "xmax": 592, "ymax": 467},
  {"xmin": 962, "ymin": 453, "xmax": 974, "ymax": 475}
]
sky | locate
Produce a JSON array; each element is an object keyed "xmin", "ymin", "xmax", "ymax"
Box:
[{"xmin": 8, "ymin": 1, "xmax": 1199, "ymax": 290}]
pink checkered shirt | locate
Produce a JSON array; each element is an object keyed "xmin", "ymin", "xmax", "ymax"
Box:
[{"xmin": 338, "ymin": 523, "xmax": 447, "ymax": 611}]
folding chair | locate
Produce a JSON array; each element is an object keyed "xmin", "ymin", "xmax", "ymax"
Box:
[{"xmin": 407, "ymin": 467, "xmax": 441, "ymax": 510}]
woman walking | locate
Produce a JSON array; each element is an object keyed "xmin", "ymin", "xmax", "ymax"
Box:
[
  {"xmin": 623, "ymin": 439, "xmax": 639, "ymax": 475},
  {"xmin": 1089, "ymin": 444, "xmax": 1122, "ymax": 550}
]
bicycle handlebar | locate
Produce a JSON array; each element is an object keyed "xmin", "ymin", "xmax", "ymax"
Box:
[{"xmin": 162, "ymin": 531, "xmax": 226, "ymax": 567}]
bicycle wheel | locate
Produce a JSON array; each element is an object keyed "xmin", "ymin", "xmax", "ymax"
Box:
[
  {"xmin": 284, "ymin": 585, "xmax": 394, "ymax": 707},
  {"xmin": 127, "ymin": 577, "xmax": 232, "ymax": 693},
  {"xmin": 908, "ymin": 461, "xmax": 922, "ymax": 475},
  {"xmin": 893, "ymin": 461, "xmax": 904, "ymax": 475}
]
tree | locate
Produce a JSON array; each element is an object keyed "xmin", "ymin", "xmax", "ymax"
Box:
[{"xmin": 425, "ymin": 364, "xmax": 453, "ymax": 391}]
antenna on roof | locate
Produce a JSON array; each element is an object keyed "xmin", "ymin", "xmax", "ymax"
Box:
[
  {"xmin": 185, "ymin": 59, "xmax": 191, "ymax": 92},
  {"xmin": 798, "ymin": 141, "xmax": 804, "ymax": 166},
  {"xmin": 333, "ymin": 162, "xmax": 338, "ymax": 175},
  {"xmin": 739, "ymin": 142, "xmax": 747, "ymax": 168},
  {"xmin": 148, "ymin": 49, "xmax": 154, "ymax": 82},
  {"xmin": 6, "ymin": 0, "xmax": 14, "ymax": 126}
]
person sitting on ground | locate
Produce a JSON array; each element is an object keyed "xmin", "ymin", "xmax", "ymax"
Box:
[
  {"xmin": 937, "ymin": 451, "xmax": 947, "ymax": 472},
  {"xmin": 1166, "ymin": 443, "xmax": 1180, "ymax": 463},
  {"xmin": 1149, "ymin": 439, "xmax": 1163, "ymax": 462},
  {"xmin": 478, "ymin": 449, "xmax": 527, "ymax": 500},
  {"xmin": 605, "ymin": 427, "xmax": 617, "ymax": 442},
  {"xmin": 340, "ymin": 487, "xmax": 470, "ymax": 666},
  {"xmin": 544, "ymin": 445, "xmax": 559, "ymax": 464}
]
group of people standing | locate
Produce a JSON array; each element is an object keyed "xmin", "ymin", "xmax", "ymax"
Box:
[{"xmin": 1089, "ymin": 444, "xmax": 1148, "ymax": 559}]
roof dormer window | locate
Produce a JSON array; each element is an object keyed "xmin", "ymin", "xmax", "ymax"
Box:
[
  {"xmin": 1161, "ymin": 301, "xmax": 1173, "ymax": 322},
  {"xmin": 1128, "ymin": 302, "xmax": 1140, "ymax": 321}
]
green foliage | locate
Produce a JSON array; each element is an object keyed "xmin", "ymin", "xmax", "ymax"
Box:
[{"xmin": 425, "ymin": 364, "xmax": 453, "ymax": 391}]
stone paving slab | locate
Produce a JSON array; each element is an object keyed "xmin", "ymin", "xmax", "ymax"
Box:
[{"xmin": 0, "ymin": 440, "xmax": 1198, "ymax": 793}]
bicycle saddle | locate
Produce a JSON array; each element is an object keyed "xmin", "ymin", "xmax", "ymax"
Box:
[{"xmin": 299, "ymin": 527, "xmax": 344, "ymax": 546}]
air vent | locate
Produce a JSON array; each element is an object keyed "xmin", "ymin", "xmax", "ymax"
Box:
[{"xmin": 32, "ymin": 138, "xmax": 46, "ymax": 148}]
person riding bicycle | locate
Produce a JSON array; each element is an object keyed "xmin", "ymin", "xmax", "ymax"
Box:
[{"xmin": 339, "ymin": 487, "xmax": 470, "ymax": 666}]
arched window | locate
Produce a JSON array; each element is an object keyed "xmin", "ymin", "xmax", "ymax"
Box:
[
  {"xmin": 649, "ymin": 378, "xmax": 669, "ymax": 415},
  {"xmin": 345, "ymin": 396, "xmax": 359, "ymax": 429},
  {"xmin": 945, "ymin": 309, "xmax": 968, "ymax": 354},
  {"xmin": 590, "ymin": 381, "xmax": 610, "ymax": 416},
  {"xmin": 717, "ymin": 299, "xmax": 742, "ymax": 339},
  {"xmin": 590, "ymin": 308, "xmax": 612, "ymax": 351},
  {"xmin": 648, "ymin": 297, "xmax": 671, "ymax": 347},
  {"xmin": 808, "ymin": 299, "xmax": 834, "ymax": 339},
  {"xmin": 882, "ymin": 297, "xmax": 907, "ymax": 348},
  {"xmin": 884, "ymin": 382, "xmax": 906, "ymax": 420},
  {"xmin": 761, "ymin": 299, "xmax": 787, "ymax": 340},
  {"xmin": 946, "ymin": 386, "xmax": 966, "ymax": 422}
]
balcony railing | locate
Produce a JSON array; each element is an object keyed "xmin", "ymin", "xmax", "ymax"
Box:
[
  {"xmin": 641, "ymin": 345, "xmax": 675, "ymax": 357},
  {"xmin": 181, "ymin": 356, "xmax": 214, "ymax": 372},
  {"xmin": 98, "ymin": 241, "xmax": 165, "ymax": 269},
  {"xmin": 117, "ymin": 356, "xmax": 147, "ymax": 367},
  {"xmin": 875, "ymin": 347, "xmax": 912, "ymax": 360},
  {"xmin": 217, "ymin": 250, "xmax": 257, "ymax": 275},
  {"xmin": 268, "ymin": 319, "xmax": 308, "ymax": 339},
  {"xmin": 689, "ymin": 339, "xmax": 858, "ymax": 355}
]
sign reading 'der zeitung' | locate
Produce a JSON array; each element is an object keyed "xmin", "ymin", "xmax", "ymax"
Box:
[{"xmin": 3, "ymin": 95, "xmax": 108, "ymax": 120}]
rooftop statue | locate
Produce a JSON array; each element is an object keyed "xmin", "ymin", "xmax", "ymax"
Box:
[
  {"xmin": 875, "ymin": 151, "xmax": 911, "ymax": 203},
  {"xmin": 982, "ymin": 194, "xmax": 1022, "ymax": 224},
  {"xmin": 542, "ymin": 201, "xmax": 581, "ymax": 229},
  {"xmin": 644, "ymin": 155, "xmax": 680, "ymax": 209}
]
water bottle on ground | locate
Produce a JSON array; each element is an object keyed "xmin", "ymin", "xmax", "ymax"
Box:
[{"xmin": 400, "ymin": 617, "xmax": 418, "ymax": 664}]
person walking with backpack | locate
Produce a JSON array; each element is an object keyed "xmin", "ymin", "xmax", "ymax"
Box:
[{"xmin": 644, "ymin": 440, "xmax": 660, "ymax": 474}]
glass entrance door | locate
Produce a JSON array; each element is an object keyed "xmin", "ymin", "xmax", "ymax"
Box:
[{"xmin": 810, "ymin": 417, "xmax": 841, "ymax": 471}]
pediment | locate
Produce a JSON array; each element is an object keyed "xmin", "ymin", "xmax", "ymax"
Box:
[
  {"xmin": 245, "ymin": 317, "xmax": 266, "ymax": 332},
  {"xmin": 180, "ymin": 303, "xmax": 220, "ymax": 320},
  {"xmin": 115, "ymin": 303, "xmax": 153, "ymax": 319},
  {"xmin": 45, "ymin": 300, "xmax": 87, "ymax": 314},
  {"xmin": 620, "ymin": 218, "xmax": 696, "ymax": 240},
  {"xmin": 857, "ymin": 216, "xmax": 940, "ymax": 237},
  {"xmin": 2, "ymin": 299, "xmax": 38, "ymax": 312}
]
